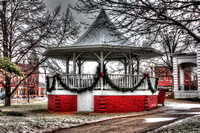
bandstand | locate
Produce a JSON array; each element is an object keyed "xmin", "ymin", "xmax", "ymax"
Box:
[{"xmin": 43, "ymin": 10, "xmax": 163, "ymax": 113}]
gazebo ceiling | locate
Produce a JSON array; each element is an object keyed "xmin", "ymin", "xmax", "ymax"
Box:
[{"xmin": 43, "ymin": 45, "xmax": 163, "ymax": 61}]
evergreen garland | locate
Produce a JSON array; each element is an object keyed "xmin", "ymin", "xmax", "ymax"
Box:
[
  {"xmin": 147, "ymin": 77, "xmax": 159, "ymax": 94},
  {"xmin": 46, "ymin": 74, "xmax": 101, "ymax": 94},
  {"xmin": 103, "ymin": 74, "xmax": 147, "ymax": 92},
  {"xmin": 46, "ymin": 73, "xmax": 159, "ymax": 94}
]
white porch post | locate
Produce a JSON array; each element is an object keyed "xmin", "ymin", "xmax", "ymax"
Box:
[
  {"xmin": 66, "ymin": 57, "xmax": 69, "ymax": 74},
  {"xmin": 173, "ymin": 57, "xmax": 179, "ymax": 92},
  {"xmin": 100, "ymin": 51, "xmax": 104, "ymax": 90},
  {"xmin": 124, "ymin": 59, "xmax": 127, "ymax": 87},
  {"xmin": 73, "ymin": 53, "xmax": 76, "ymax": 87},
  {"xmin": 197, "ymin": 45, "xmax": 200, "ymax": 98},
  {"xmin": 55, "ymin": 78, "xmax": 58, "ymax": 90},
  {"xmin": 180, "ymin": 66, "xmax": 184, "ymax": 91},
  {"xmin": 128, "ymin": 53, "xmax": 132, "ymax": 87},
  {"xmin": 124, "ymin": 59, "xmax": 127, "ymax": 75},
  {"xmin": 77, "ymin": 60, "xmax": 82, "ymax": 88},
  {"xmin": 73, "ymin": 53, "xmax": 76, "ymax": 74},
  {"xmin": 66, "ymin": 57, "xmax": 69, "ymax": 84},
  {"xmin": 136, "ymin": 57, "xmax": 140, "ymax": 75}
]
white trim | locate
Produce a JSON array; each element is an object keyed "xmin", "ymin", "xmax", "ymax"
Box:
[
  {"xmin": 93, "ymin": 90, "xmax": 158, "ymax": 96},
  {"xmin": 177, "ymin": 57, "xmax": 196, "ymax": 65},
  {"xmin": 78, "ymin": 91, "xmax": 94, "ymax": 111},
  {"xmin": 174, "ymin": 90, "xmax": 200, "ymax": 99},
  {"xmin": 173, "ymin": 57, "xmax": 178, "ymax": 92},
  {"xmin": 197, "ymin": 45, "xmax": 200, "ymax": 96},
  {"xmin": 47, "ymin": 90, "xmax": 158, "ymax": 96},
  {"xmin": 47, "ymin": 90, "xmax": 77, "ymax": 95}
]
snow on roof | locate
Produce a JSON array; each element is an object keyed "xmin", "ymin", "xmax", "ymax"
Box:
[{"xmin": 72, "ymin": 9, "xmax": 133, "ymax": 46}]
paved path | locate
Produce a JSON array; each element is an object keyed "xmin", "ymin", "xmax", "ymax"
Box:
[
  {"xmin": 53, "ymin": 100, "xmax": 200, "ymax": 133},
  {"xmin": 0, "ymin": 98, "xmax": 46, "ymax": 105}
]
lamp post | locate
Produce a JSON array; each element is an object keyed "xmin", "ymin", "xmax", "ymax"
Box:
[{"xmin": 149, "ymin": 62, "xmax": 154, "ymax": 76}]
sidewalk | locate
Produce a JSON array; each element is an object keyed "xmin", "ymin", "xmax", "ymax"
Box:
[{"xmin": 0, "ymin": 97, "xmax": 47, "ymax": 106}]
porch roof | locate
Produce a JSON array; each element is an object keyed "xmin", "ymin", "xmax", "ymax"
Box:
[{"xmin": 43, "ymin": 44, "xmax": 163, "ymax": 61}]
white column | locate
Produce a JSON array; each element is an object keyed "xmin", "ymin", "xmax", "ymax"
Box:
[
  {"xmin": 124, "ymin": 60, "xmax": 127, "ymax": 87},
  {"xmin": 173, "ymin": 57, "xmax": 180, "ymax": 98},
  {"xmin": 197, "ymin": 45, "xmax": 200, "ymax": 98},
  {"xmin": 100, "ymin": 51, "xmax": 104, "ymax": 90},
  {"xmin": 124, "ymin": 59, "xmax": 127, "ymax": 75},
  {"xmin": 173, "ymin": 57, "xmax": 178, "ymax": 92},
  {"xmin": 152, "ymin": 67, "xmax": 155, "ymax": 77},
  {"xmin": 66, "ymin": 57, "xmax": 69, "ymax": 74},
  {"xmin": 73, "ymin": 53, "xmax": 76, "ymax": 74},
  {"xmin": 77, "ymin": 60, "xmax": 82, "ymax": 88},
  {"xmin": 128, "ymin": 53, "xmax": 132, "ymax": 87},
  {"xmin": 55, "ymin": 78, "xmax": 58, "ymax": 90},
  {"xmin": 78, "ymin": 60, "xmax": 82, "ymax": 74},
  {"xmin": 66, "ymin": 57, "xmax": 69, "ymax": 85},
  {"xmin": 180, "ymin": 66, "xmax": 184, "ymax": 91},
  {"xmin": 136, "ymin": 57, "xmax": 140, "ymax": 75},
  {"xmin": 73, "ymin": 53, "xmax": 76, "ymax": 87},
  {"xmin": 128, "ymin": 53, "xmax": 131, "ymax": 75}
]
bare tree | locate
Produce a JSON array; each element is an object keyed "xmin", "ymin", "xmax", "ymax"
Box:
[
  {"xmin": 153, "ymin": 27, "xmax": 194, "ymax": 73},
  {"xmin": 75, "ymin": 0, "xmax": 198, "ymax": 75},
  {"xmin": 0, "ymin": 0, "xmax": 79, "ymax": 106},
  {"xmin": 75, "ymin": 0, "xmax": 200, "ymax": 44}
]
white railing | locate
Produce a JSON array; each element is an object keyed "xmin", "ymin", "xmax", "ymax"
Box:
[
  {"xmin": 58, "ymin": 74, "xmax": 101, "ymax": 89},
  {"xmin": 49, "ymin": 74, "xmax": 158, "ymax": 90}
]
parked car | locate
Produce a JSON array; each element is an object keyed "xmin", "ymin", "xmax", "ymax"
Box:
[{"xmin": 0, "ymin": 93, "xmax": 5, "ymax": 100}]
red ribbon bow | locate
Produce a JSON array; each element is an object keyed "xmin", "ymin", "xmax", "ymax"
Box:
[
  {"xmin": 55, "ymin": 73, "xmax": 58, "ymax": 78},
  {"xmin": 147, "ymin": 73, "xmax": 149, "ymax": 79},
  {"xmin": 101, "ymin": 72, "xmax": 104, "ymax": 77}
]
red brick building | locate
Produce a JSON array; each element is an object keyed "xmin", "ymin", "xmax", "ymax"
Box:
[
  {"xmin": 154, "ymin": 66, "xmax": 173, "ymax": 91},
  {"xmin": 0, "ymin": 60, "xmax": 46, "ymax": 98},
  {"xmin": 154, "ymin": 66, "xmax": 197, "ymax": 98}
]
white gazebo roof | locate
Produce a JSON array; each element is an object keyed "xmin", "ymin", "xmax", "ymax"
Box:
[
  {"xmin": 44, "ymin": 9, "xmax": 163, "ymax": 61},
  {"xmin": 72, "ymin": 9, "xmax": 132, "ymax": 46}
]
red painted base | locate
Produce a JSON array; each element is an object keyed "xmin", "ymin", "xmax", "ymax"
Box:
[
  {"xmin": 48, "ymin": 95, "xmax": 77, "ymax": 112},
  {"xmin": 48, "ymin": 95, "xmax": 158, "ymax": 113},
  {"xmin": 94, "ymin": 95, "xmax": 158, "ymax": 113}
]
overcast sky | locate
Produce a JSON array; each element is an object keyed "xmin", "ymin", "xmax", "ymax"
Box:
[
  {"xmin": 43, "ymin": 0, "xmax": 97, "ymax": 36},
  {"xmin": 41, "ymin": 0, "xmax": 99, "ymax": 77}
]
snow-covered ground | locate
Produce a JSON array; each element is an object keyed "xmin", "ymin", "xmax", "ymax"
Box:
[
  {"xmin": 0, "ymin": 100, "xmax": 157, "ymax": 133},
  {"xmin": 144, "ymin": 118, "xmax": 176, "ymax": 123},
  {"xmin": 165, "ymin": 101, "xmax": 200, "ymax": 110},
  {"xmin": 0, "ymin": 99, "xmax": 200, "ymax": 132}
]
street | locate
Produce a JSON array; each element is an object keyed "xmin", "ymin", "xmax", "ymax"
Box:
[{"xmin": 54, "ymin": 99, "xmax": 200, "ymax": 133}]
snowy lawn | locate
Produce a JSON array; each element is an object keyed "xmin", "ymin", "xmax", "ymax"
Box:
[
  {"xmin": 153, "ymin": 115, "xmax": 200, "ymax": 133},
  {"xmin": 0, "ymin": 101, "xmax": 162, "ymax": 133}
]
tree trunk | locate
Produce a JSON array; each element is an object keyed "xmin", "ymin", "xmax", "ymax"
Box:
[
  {"xmin": 27, "ymin": 90, "xmax": 29, "ymax": 103},
  {"xmin": 4, "ymin": 94, "xmax": 11, "ymax": 106}
]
